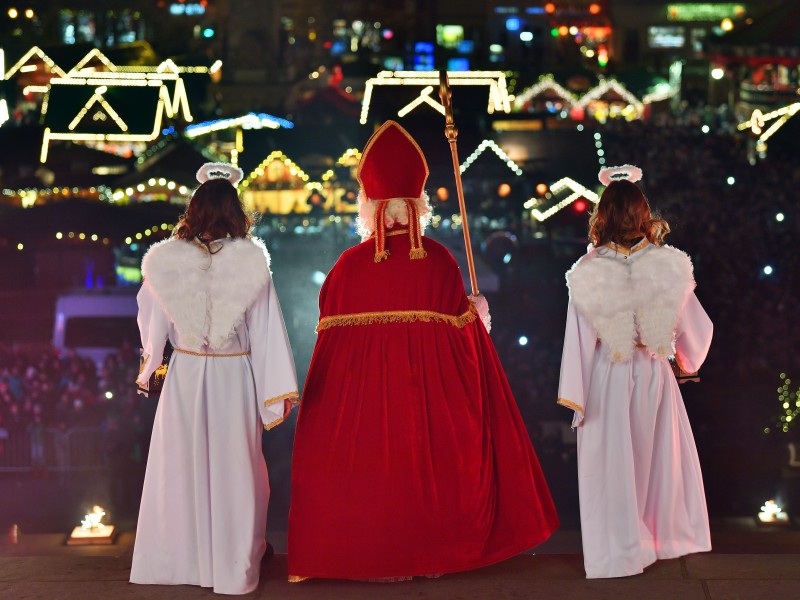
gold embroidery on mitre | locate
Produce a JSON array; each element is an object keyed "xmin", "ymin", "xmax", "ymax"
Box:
[
  {"xmin": 288, "ymin": 575, "xmax": 309, "ymax": 583},
  {"xmin": 316, "ymin": 304, "xmax": 478, "ymax": 332},
  {"xmin": 557, "ymin": 397, "xmax": 584, "ymax": 414}
]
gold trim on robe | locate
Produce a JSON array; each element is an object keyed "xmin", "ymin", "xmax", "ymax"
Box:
[
  {"xmin": 263, "ymin": 392, "xmax": 300, "ymax": 408},
  {"xmin": 316, "ymin": 304, "xmax": 478, "ymax": 332},
  {"xmin": 557, "ymin": 397, "xmax": 585, "ymax": 414}
]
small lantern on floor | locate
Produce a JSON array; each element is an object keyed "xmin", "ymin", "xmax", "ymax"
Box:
[
  {"xmin": 757, "ymin": 500, "xmax": 789, "ymax": 525},
  {"xmin": 67, "ymin": 505, "xmax": 117, "ymax": 545}
]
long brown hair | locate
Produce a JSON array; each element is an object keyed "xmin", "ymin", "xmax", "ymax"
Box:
[
  {"xmin": 588, "ymin": 180, "xmax": 669, "ymax": 248},
  {"xmin": 174, "ymin": 179, "xmax": 252, "ymax": 250}
]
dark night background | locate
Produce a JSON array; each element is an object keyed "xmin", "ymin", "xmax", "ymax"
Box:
[{"xmin": 0, "ymin": 0, "xmax": 798, "ymax": 540}]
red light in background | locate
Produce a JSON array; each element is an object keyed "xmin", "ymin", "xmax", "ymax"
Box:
[
  {"xmin": 589, "ymin": 3, "xmax": 601, "ymax": 14},
  {"xmin": 573, "ymin": 199, "xmax": 588, "ymax": 212},
  {"xmin": 545, "ymin": 3, "xmax": 556, "ymax": 13}
]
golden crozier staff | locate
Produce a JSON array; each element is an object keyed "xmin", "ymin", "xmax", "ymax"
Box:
[{"xmin": 438, "ymin": 70, "xmax": 479, "ymax": 297}]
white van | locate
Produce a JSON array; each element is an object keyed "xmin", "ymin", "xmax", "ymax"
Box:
[{"xmin": 53, "ymin": 289, "xmax": 139, "ymax": 366}]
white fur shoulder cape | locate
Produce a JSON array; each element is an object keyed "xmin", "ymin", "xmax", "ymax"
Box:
[
  {"xmin": 141, "ymin": 237, "xmax": 271, "ymax": 350},
  {"xmin": 566, "ymin": 244, "xmax": 695, "ymax": 362}
]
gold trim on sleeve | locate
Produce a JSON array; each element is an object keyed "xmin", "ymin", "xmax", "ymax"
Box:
[
  {"xmin": 288, "ymin": 575, "xmax": 309, "ymax": 583},
  {"xmin": 264, "ymin": 414, "xmax": 288, "ymax": 431},
  {"xmin": 557, "ymin": 397, "xmax": 584, "ymax": 414},
  {"xmin": 316, "ymin": 304, "xmax": 477, "ymax": 332},
  {"xmin": 264, "ymin": 392, "xmax": 300, "ymax": 408}
]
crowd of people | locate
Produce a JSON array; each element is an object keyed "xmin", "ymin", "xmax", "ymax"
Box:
[{"xmin": 0, "ymin": 343, "xmax": 154, "ymax": 479}]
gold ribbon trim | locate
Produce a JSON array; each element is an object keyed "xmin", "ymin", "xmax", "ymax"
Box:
[
  {"xmin": 316, "ymin": 304, "xmax": 477, "ymax": 332},
  {"xmin": 288, "ymin": 575, "xmax": 309, "ymax": 583},
  {"xmin": 557, "ymin": 397, "xmax": 584, "ymax": 414},
  {"xmin": 174, "ymin": 348, "xmax": 250, "ymax": 357},
  {"xmin": 263, "ymin": 391, "xmax": 300, "ymax": 408}
]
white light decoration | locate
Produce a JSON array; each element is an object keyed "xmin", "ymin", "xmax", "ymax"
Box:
[
  {"xmin": 360, "ymin": 70, "xmax": 511, "ymax": 125},
  {"xmin": 397, "ymin": 85, "xmax": 446, "ymax": 118},
  {"xmin": 738, "ymin": 103, "xmax": 800, "ymax": 150},
  {"xmin": 459, "ymin": 139, "xmax": 523, "ymax": 176},
  {"xmin": 530, "ymin": 177, "xmax": 600, "ymax": 222},
  {"xmin": 514, "ymin": 76, "xmax": 576, "ymax": 109},
  {"xmin": 758, "ymin": 500, "xmax": 788, "ymax": 524},
  {"xmin": 68, "ymin": 48, "xmax": 117, "ymax": 74},
  {"xmin": 763, "ymin": 265, "xmax": 773, "ymax": 276},
  {"xmin": 518, "ymin": 336, "xmax": 528, "ymax": 346},
  {"xmin": 577, "ymin": 80, "xmax": 644, "ymax": 114},
  {"xmin": 0, "ymin": 99, "xmax": 8, "ymax": 127},
  {"xmin": 67, "ymin": 89, "xmax": 128, "ymax": 132},
  {"xmin": 776, "ymin": 212, "xmax": 784, "ymax": 222},
  {"xmin": 727, "ymin": 176, "xmax": 735, "ymax": 185},
  {"xmin": 711, "ymin": 67, "xmax": 725, "ymax": 80},
  {"xmin": 68, "ymin": 505, "xmax": 116, "ymax": 545},
  {"xmin": 701, "ymin": 125, "xmax": 710, "ymax": 133},
  {"xmin": 4, "ymin": 46, "xmax": 68, "ymax": 79}
]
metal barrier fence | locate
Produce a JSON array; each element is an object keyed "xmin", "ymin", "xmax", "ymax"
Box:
[{"xmin": 0, "ymin": 427, "xmax": 108, "ymax": 472}]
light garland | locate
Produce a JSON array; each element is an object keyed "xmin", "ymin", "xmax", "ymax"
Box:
[
  {"xmin": 530, "ymin": 177, "xmax": 599, "ymax": 222},
  {"xmin": 4, "ymin": 46, "xmax": 68, "ymax": 79},
  {"xmin": 67, "ymin": 88, "xmax": 129, "ymax": 132},
  {"xmin": 459, "ymin": 139, "xmax": 523, "ymax": 176},
  {"xmin": 773, "ymin": 372, "xmax": 799, "ymax": 434},
  {"xmin": 513, "ymin": 76, "xmax": 577, "ymax": 109},
  {"xmin": 115, "ymin": 179, "xmax": 189, "ymax": 201},
  {"xmin": 593, "ymin": 130, "xmax": 607, "ymax": 167},
  {"xmin": 577, "ymin": 79, "xmax": 644, "ymax": 113},
  {"xmin": 515, "ymin": 77, "xmax": 670, "ymax": 116},
  {"xmin": 69, "ymin": 48, "xmax": 117, "ymax": 74},
  {"xmin": 125, "ymin": 223, "xmax": 174, "ymax": 246},
  {"xmin": 241, "ymin": 151, "xmax": 311, "ymax": 188},
  {"xmin": 360, "ymin": 70, "xmax": 511, "ymax": 125},
  {"xmin": 738, "ymin": 103, "xmax": 800, "ymax": 147},
  {"xmin": 0, "ymin": 99, "xmax": 8, "ymax": 127}
]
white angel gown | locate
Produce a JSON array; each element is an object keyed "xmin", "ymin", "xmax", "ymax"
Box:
[
  {"xmin": 130, "ymin": 237, "xmax": 298, "ymax": 595},
  {"xmin": 558, "ymin": 240, "xmax": 713, "ymax": 579}
]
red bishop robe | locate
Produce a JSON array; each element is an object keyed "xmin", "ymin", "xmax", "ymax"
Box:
[{"xmin": 288, "ymin": 229, "xmax": 559, "ymax": 580}]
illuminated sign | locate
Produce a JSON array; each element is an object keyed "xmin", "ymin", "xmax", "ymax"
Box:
[
  {"xmin": 666, "ymin": 4, "xmax": 745, "ymax": 22},
  {"xmin": 436, "ymin": 25, "xmax": 464, "ymax": 49},
  {"xmin": 648, "ymin": 26, "xmax": 686, "ymax": 49}
]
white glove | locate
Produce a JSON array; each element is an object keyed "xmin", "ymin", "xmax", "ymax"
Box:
[{"xmin": 468, "ymin": 294, "xmax": 491, "ymax": 333}]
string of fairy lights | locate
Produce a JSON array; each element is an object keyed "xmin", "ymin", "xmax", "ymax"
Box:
[{"xmin": 772, "ymin": 373, "xmax": 799, "ymax": 434}]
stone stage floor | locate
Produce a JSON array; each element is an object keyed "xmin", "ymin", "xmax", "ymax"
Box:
[{"xmin": 1, "ymin": 521, "xmax": 799, "ymax": 599}]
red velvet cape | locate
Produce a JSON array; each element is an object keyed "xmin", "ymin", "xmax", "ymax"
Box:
[{"xmin": 288, "ymin": 231, "xmax": 559, "ymax": 580}]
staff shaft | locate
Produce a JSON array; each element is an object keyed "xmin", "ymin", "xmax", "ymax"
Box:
[{"xmin": 439, "ymin": 71, "xmax": 479, "ymax": 297}]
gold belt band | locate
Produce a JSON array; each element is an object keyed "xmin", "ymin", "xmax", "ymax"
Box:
[
  {"xmin": 316, "ymin": 304, "xmax": 478, "ymax": 332},
  {"xmin": 174, "ymin": 348, "xmax": 250, "ymax": 357}
]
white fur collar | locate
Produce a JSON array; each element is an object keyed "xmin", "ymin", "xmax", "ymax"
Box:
[
  {"xmin": 566, "ymin": 244, "xmax": 695, "ymax": 362},
  {"xmin": 141, "ymin": 237, "xmax": 271, "ymax": 350}
]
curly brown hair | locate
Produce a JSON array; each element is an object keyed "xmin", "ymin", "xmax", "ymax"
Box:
[
  {"xmin": 588, "ymin": 180, "xmax": 669, "ymax": 248},
  {"xmin": 174, "ymin": 179, "xmax": 253, "ymax": 251}
]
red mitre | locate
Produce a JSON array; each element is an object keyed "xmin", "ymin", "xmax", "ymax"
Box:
[{"xmin": 357, "ymin": 121, "xmax": 429, "ymax": 200}]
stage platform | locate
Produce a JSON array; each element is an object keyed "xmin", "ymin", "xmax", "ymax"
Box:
[{"xmin": 1, "ymin": 524, "xmax": 799, "ymax": 599}]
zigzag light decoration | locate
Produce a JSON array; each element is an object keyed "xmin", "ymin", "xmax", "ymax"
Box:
[
  {"xmin": 459, "ymin": 140, "xmax": 523, "ymax": 176},
  {"xmin": 738, "ymin": 103, "xmax": 800, "ymax": 146},
  {"xmin": 513, "ymin": 77, "xmax": 577, "ymax": 109},
  {"xmin": 530, "ymin": 177, "xmax": 599, "ymax": 222},
  {"xmin": 4, "ymin": 46, "xmax": 68, "ymax": 79},
  {"xmin": 360, "ymin": 70, "xmax": 511, "ymax": 125}
]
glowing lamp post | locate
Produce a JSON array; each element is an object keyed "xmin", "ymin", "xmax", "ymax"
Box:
[{"xmin": 67, "ymin": 505, "xmax": 117, "ymax": 545}]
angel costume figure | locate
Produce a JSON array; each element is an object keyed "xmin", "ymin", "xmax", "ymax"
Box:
[
  {"xmin": 130, "ymin": 163, "xmax": 298, "ymax": 595},
  {"xmin": 558, "ymin": 165, "xmax": 713, "ymax": 579},
  {"xmin": 288, "ymin": 121, "xmax": 558, "ymax": 582}
]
